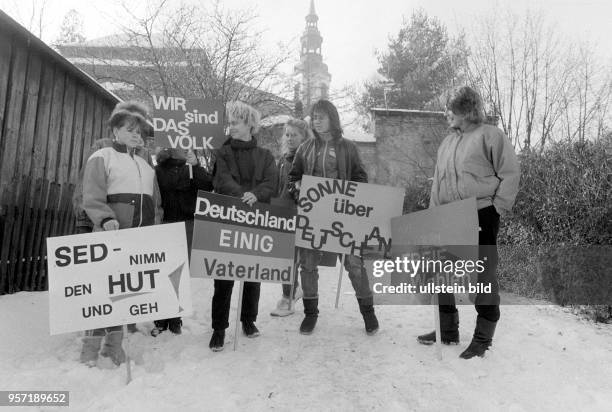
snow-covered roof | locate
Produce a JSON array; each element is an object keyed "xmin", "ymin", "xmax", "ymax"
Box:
[
  {"xmin": 344, "ymin": 129, "xmax": 376, "ymax": 143},
  {"xmin": 260, "ymin": 114, "xmax": 293, "ymax": 127},
  {"xmin": 65, "ymin": 33, "xmax": 169, "ymax": 48},
  {"xmin": 371, "ymin": 108, "xmax": 444, "ymax": 116}
]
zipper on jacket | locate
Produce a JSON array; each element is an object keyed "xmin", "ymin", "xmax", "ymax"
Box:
[
  {"xmin": 322, "ymin": 141, "xmax": 328, "ymax": 178},
  {"xmin": 453, "ymin": 133, "xmax": 463, "ymax": 200},
  {"xmin": 130, "ymin": 148, "xmax": 144, "ymax": 227}
]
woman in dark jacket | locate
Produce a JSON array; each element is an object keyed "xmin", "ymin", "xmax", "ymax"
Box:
[
  {"xmin": 151, "ymin": 148, "xmax": 213, "ymax": 336},
  {"xmin": 208, "ymin": 101, "xmax": 278, "ymax": 351},
  {"xmin": 287, "ymin": 99, "xmax": 378, "ymax": 337}
]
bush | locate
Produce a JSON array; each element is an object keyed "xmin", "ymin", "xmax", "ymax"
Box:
[
  {"xmin": 498, "ymin": 137, "xmax": 612, "ymax": 321},
  {"xmin": 403, "ymin": 178, "xmax": 432, "ymax": 214}
]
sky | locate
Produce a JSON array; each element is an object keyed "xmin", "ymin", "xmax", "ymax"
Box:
[{"xmin": 1, "ymin": 0, "xmax": 611, "ymax": 90}]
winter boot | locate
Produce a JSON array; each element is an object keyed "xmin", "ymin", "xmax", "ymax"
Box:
[
  {"xmin": 209, "ymin": 330, "xmax": 225, "ymax": 352},
  {"xmin": 270, "ymin": 296, "xmax": 294, "ymax": 317},
  {"xmin": 417, "ymin": 311, "xmax": 460, "ymax": 345},
  {"xmin": 460, "ymin": 316, "xmax": 497, "ymax": 359},
  {"xmin": 242, "ymin": 321, "xmax": 260, "ymax": 338},
  {"xmin": 99, "ymin": 331, "xmax": 126, "ymax": 367},
  {"xmin": 151, "ymin": 319, "xmax": 169, "ymax": 337},
  {"xmin": 80, "ymin": 335, "xmax": 103, "ymax": 367},
  {"xmin": 299, "ymin": 298, "xmax": 319, "ymax": 335},
  {"xmin": 168, "ymin": 318, "xmax": 182, "ymax": 335},
  {"xmin": 358, "ymin": 299, "xmax": 379, "ymax": 336}
]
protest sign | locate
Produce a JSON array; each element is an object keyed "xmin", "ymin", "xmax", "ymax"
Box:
[
  {"xmin": 295, "ymin": 176, "xmax": 405, "ymax": 256},
  {"xmin": 365, "ymin": 198, "xmax": 479, "ymax": 305},
  {"xmin": 153, "ymin": 96, "xmax": 225, "ymax": 150},
  {"xmin": 47, "ymin": 223, "xmax": 192, "ymax": 335},
  {"xmin": 190, "ymin": 192, "xmax": 296, "ymax": 284}
]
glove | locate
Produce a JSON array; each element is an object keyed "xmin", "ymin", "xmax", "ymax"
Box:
[{"xmin": 102, "ymin": 219, "xmax": 120, "ymax": 231}]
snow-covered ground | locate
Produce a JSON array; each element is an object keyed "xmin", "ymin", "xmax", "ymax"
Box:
[{"xmin": 1, "ymin": 264, "xmax": 612, "ymax": 412}]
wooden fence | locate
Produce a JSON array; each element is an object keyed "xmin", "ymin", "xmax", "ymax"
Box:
[{"xmin": 0, "ymin": 11, "xmax": 118, "ymax": 294}]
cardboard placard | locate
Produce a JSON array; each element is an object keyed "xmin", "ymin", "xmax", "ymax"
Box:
[
  {"xmin": 47, "ymin": 223, "xmax": 192, "ymax": 335},
  {"xmin": 190, "ymin": 192, "xmax": 296, "ymax": 284}
]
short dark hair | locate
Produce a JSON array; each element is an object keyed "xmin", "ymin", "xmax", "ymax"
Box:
[
  {"xmin": 446, "ymin": 86, "xmax": 486, "ymax": 124},
  {"xmin": 310, "ymin": 99, "xmax": 343, "ymax": 139}
]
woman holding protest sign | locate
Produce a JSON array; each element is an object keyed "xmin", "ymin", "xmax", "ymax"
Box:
[
  {"xmin": 268, "ymin": 118, "xmax": 312, "ymax": 317},
  {"xmin": 81, "ymin": 101, "xmax": 162, "ymax": 368},
  {"xmin": 208, "ymin": 101, "xmax": 278, "ymax": 352},
  {"xmin": 150, "ymin": 148, "xmax": 213, "ymax": 336},
  {"xmin": 287, "ymin": 99, "xmax": 379, "ymax": 336},
  {"xmin": 417, "ymin": 86, "xmax": 519, "ymax": 359}
]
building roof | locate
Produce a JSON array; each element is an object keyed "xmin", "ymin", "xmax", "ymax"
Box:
[
  {"xmin": 370, "ymin": 108, "xmax": 445, "ymax": 117},
  {"xmin": 64, "ymin": 33, "xmax": 167, "ymax": 48},
  {"xmin": 344, "ymin": 129, "xmax": 376, "ymax": 143}
]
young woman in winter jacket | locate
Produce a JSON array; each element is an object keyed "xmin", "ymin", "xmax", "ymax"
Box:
[
  {"xmin": 268, "ymin": 118, "xmax": 311, "ymax": 317},
  {"xmin": 80, "ymin": 102, "xmax": 162, "ymax": 368},
  {"xmin": 288, "ymin": 99, "xmax": 379, "ymax": 336},
  {"xmin": 208, "ymin": 101, "xmax": 278, "ymax": 352},
  {"xmin": 417, "ymin": 86, "xmax": 520, "ymax": 359}
]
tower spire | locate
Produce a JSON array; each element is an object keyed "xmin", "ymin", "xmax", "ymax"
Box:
[{"xmin": 294, "ymin": 0, "xmax": 331, "ymax": 110}]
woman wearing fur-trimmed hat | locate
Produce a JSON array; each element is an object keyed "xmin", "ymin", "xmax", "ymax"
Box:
[{"xmin": 79, "ymin": 101, "xmax": 163, "ymax": 368}]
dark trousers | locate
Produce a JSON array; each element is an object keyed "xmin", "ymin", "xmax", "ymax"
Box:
[
  {"xmin": 439, "ymin": 205, "xmax": 501, "ymax": 322},
  {"xmin": 211, "ymin": 280, "xmax": 261, "ymax": 331}
]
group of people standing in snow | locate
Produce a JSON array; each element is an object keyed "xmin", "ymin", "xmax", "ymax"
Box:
[{"xmin": 73, "ymin": 85, "xmax": 519, "ymax": 368}]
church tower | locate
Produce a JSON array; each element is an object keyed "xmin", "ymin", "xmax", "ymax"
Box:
[{"xmin": 294, "ymin": 0, "xmax": 331, "ymax": 112}]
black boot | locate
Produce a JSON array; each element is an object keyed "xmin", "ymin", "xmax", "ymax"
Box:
[
  {"xmin": 358, "ymin": 298, "xmax": 379, "ymax": 335},
  {"xmin": 460, "ymin": 316, "xmax": 497, "ymax": 359},
  {"xmin": 241, "ymin": 321, "xmax": 260, "ymax": 338},
  {"xmin": 151, "ymin": 319, "xmax": 169, "ymax": 337},
  {"xmin": 417, "ymin": 311, "xmax": 459, "ymax": 345},
  {"xmin": 168, "ymin": 318, "xmax": 182, "ymax": 335},
  {"xmin": 300, "ymin": 298, "xmax": 318, "ymax": 335},
  {"xmin": 209, "ymin": 330, "xmax": 225, "ymax": 352}
]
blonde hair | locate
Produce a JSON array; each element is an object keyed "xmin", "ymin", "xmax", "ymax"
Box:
[
  {"xmin": 282, "ymin": 118, "xmax": 312, "ymax": 155},
  {"xmin": 226, "ymin": 101, "xmax": 261, "ymax": 134}
]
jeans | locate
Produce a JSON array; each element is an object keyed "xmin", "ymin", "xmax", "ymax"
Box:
[
  {"xmin": 439, "ymin": 205, "xmax": 501, "ymax": 322},
  {"xmin": 299, "ymin": 247, "xmax": 373, "ymax": 304},
  {"xmin": 281, "ymin": 249, "xmax": 301, "ymax": 299}
]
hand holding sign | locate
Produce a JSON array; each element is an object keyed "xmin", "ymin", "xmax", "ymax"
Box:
[
  {"xmin": 103, "ymin": 219, "xmax": 120, "ymax": 231},
  {"xmin": 242, "ymin": 192, "xmax": 258, "ymax": 206}
]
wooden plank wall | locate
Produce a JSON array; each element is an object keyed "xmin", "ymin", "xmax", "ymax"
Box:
[{"xmin": 0, "ymin": 30, "xmax": 117, "ymax": 294}]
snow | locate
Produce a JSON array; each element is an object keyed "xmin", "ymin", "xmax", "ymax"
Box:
[{"xmin": 2, "ymin": 264, "xmax": 612, "ymax": 412}]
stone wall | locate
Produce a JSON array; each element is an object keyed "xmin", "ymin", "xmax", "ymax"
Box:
[
  {"xmin": 353, "ymin": 142, "xmax": 377, "ymax": 182},
  {"xmin": 371, "ymin": 109, "xmax": 449, "ymax": 188}
]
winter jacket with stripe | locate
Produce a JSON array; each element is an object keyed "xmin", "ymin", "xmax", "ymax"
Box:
[{"xmin": 82, "ymin": 141, "xmax": 163, "ymax": 230}]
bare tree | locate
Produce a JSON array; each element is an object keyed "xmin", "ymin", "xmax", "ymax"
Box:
[
  {"xmin": 1, "ymin": 0, "xmax": 49, "ymax": 38},
  {"xmin": 467, "ymin": 7, "xmax": 612, "ymax": 150},
  {"xmin": 81, "ymin": 0, "xmax": 294, "ymax": 117}
]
